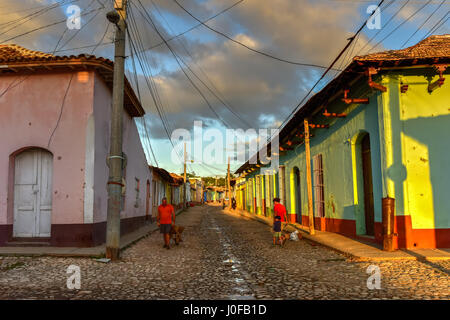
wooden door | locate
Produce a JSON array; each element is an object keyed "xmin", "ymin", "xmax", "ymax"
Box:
[
  {"xmin": 313, "ymin": 154, "xmax": 325, "ymax": 230},
  {"xmin": 361, "ymin": 135, "xmax": 375, "ymax": 236},
  {"xmin": 152, "ymin": 180, "xmax": 158, "ymax": 219},
  {"xmin": 14, "ymin": 149, "xmax": 52, "ymax": 238},
  {"xmin": 294, "ymin": 168, "xmax": 302, "ymax": 224},
  {"xmin": 146, "ymin": 180, "xmax": 150, "ymax": 220}
]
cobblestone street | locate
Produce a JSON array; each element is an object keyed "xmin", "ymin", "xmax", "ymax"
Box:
[{"xmin": 0, "ymin": 204, "xmax": 449, "ymax": 300}]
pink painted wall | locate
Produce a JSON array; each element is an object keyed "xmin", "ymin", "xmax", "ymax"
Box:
[
  {"xmin": 0, "ymin": 69, "xmax": 152, "ymax": 230},
  {"xmin": 0, "ymin": 71, "xmax": 94, "ymax": 225},
  {"xmin": 91, "ymin": 73, "xmax": 152, "ymax": 223}
]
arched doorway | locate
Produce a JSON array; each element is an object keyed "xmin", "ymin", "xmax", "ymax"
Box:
[
  {"xmin": 13, "ymin": 148, "xmax": 53, "ymax": 238},
  {"xmin": 361, "ymin": 134, "xmax": 375, "ymax": 236}
]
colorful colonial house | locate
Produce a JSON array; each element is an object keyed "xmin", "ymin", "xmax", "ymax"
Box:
[
  {"xmin": 0, "ymin": 45, "xmax": 153, "ymax": 247},
  {"xmin": 170, "ymin": 172, "xmax": 184, "ymax": 209},
  {"xmin": 235, "ymin": 35, "xmax": 450, "ymax": 249},
  {"xmin": 189, "ymin": 178, "xmax": 204, "ymax": 204}
]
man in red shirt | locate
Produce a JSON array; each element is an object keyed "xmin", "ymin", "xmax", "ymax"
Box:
[
  {"xmin": 157, "ymin": 197, "xmax": 175, "ymax": 249},
  {"xmin": 273, "ymin": 198, "xmax": 288, "ymax": 245},
  {"xmin": 273, "ymin": 197, "xmax": 287, "ymax": 224}
]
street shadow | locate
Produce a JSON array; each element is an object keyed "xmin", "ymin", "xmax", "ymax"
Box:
[{"xmin": 401, "ymin": 249, "xmax": 450, "ymax": 276}]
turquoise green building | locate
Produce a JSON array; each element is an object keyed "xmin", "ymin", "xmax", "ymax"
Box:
[{"xmin": 235, "ymin": 35, "xmax": 450, "ymax": 249}]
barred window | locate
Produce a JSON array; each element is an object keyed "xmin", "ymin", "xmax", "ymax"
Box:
[{"xmin": 313, "ymin": 154, "xmax": 325, "ymax": 218}]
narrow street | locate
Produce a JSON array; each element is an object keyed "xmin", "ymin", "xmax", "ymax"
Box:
[{"xmin": 0, "ymin": 204, "xmax": 449, "ymax": 300}]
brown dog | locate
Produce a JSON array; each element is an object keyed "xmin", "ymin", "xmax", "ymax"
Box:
[{"xmin": 169, "ymin": 225, "xmax": 185, "ymax": 245}]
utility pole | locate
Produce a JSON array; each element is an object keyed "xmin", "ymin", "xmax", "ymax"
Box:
[
  {"xmin": 304, "ymin": 118, "xmax": 315, "ymax": 236},
  {"xmin": 105, "ymin": 0, "xmax": 127, "ymax": 261},
  {"xmin": 183, "ymin": 142, "xmax": 187, "ymax": 208},
  {"xmin": 227, "ymin": 157, "xmax": 231, "ymax": 209}
]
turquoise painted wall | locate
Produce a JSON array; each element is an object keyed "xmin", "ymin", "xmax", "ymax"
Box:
[
  {"xmin": 241, "ymin": 66, "xmax": 449, "ymax": 233},
  {"xmin": 245, "ymin": 81, "xmax": 382, "ymax": 235},
  {"xmin": 281, "ymin": 87, "xmax": 382, "ymax": 235}
]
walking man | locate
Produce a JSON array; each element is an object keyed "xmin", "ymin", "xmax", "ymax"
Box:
[
  {"xmin": 273, "ymin": 197, "xmax": 287, "ymax": 227},
  {"xmin": 157, "ymin": 197, "xmax": 175, "ymax": 249}
]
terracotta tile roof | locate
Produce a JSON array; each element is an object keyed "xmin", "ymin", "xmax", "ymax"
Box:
[
  {"xmin": 0, "ymin": 44, "xmax": 109, "ymax": 64},
  {"xmin": 150, "ymin": 166, "xmax": 177, "ymax": 183},
  {"xmin": 169, "ymin": 172, "xmax": 184, "ymax": 184},
  {"xmin": 0, "ymin": 44, "xmax": 143, "ymax": 117},
  {"xmin": 0, "ymin": 44, "xmax": 54, "ymax": 61},
  {"xmin": 355, "ymin": 34, "xmax": 450, "ymax": 61},
  {"xmin": 170, "ymin": 172, "xmax": 183, "ymax": 179}
]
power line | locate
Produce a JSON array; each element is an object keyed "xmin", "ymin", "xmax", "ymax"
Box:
[
  {"xmin": 126, "ymin": 31, "xmax": 159, "ymax": 166},
  {"xmin": 0, "ymin": 4, "xmax": 104, "ymax": 101},
  {"xmin": 357, "ymin": 0, "xmax": 404, "ymax": 54},
  {"xmin": 150, "ymin": 0, "xmax": 254, "ymax": 129},
  {"xmin": 133, "ymin": 0, "xmax": 233, "ymax": 129},
  {"xmin": 401, "ymin": 0, "xmax": 446, "ymax": 48},
  {"xmin": 172, "ymin": 0, "xmax": 341, "ymax": 71},
  {"xmin": 56, "ymin": 0, "xmax": 103, "ymax": 52},
  {"xmin": 368, "ymin": 0, "xmax": 433, "ymax": 52},
  {"xmin": 126, "ymin": 6, "xmax": 184, "ymax": 164},
  {"xmin": 141, "ymin": 0, "xmax": 245, "ymax": 53},
  {"xmin": 0, "ymin": 7, "xmax": 105, "ymax": 44},
  {"xmin": 135, "ymin": 1, "xmax": 232, "ymax": 130},
  {"xmin": 0, "ymin": 0, "xmax": 78, "ymax": 29},
  {"xmin": 421, "ymin": 10, "xmax": 449, "ymax": 39},
  {"xmin": 273, "ymin": 0, "xmax": 386, "ymax": 142},
  {"xmin": 91, "ymin": 22, "xmax": 111, "ymax": 54},
  {"xmin": 48, "ymin": 74, "xmax": 74, "ymax": 148},
  {"xmin": 128, "ymin": 7, "xmax": 182, "ymax": 153},
  {"xmin": 51, "ymin": 41, "xmax": 114, "ymax": 53}
]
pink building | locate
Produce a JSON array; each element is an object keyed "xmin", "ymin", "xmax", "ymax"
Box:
[{"xmin": 0, "ymin": 45, "xmax": 153, "ymax": 247}]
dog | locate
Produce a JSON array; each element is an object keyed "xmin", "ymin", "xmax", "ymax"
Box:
[{"xmin": 169, "ymin": 225, "xmax": 185, "ymax": 245}]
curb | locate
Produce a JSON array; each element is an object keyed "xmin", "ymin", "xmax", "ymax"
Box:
[
  {"xmin": 221, "ymin": 207, "xmax": 449, "ymax": 262},
  {"xmin": 0, "ymin": 208, "xmax": 192, "ymax": 258}
]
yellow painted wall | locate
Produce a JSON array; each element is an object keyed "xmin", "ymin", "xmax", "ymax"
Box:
[{"xmin": 398, "ymin": 73, "xmax": 450, "ymax": 229}]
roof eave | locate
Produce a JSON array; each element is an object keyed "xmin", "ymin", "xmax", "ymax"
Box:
[{"xmin": 0, "ymin": 58, "xmax": 145, "ymax": 117}]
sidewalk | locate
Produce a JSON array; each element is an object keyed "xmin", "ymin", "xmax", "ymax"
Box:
[
  {"xmin": 222, "ymin": 206, "xmax": 450, "ymax": 262},
  {"xmin": 0, "ymin": 208, "xmax": 187, "ymax": 257}
]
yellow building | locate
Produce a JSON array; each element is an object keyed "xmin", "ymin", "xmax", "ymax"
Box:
[{"xmin": 236, "ymin": 35, "xmax": 450, "ymax": 249}]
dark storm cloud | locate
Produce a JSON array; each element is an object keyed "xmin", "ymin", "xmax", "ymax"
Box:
[{"xmin": 2, "ymin": 0, "xmax": 375, "ymax": 142}]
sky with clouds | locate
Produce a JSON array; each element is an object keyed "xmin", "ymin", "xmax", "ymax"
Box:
[{"xmin": 1, "ymin": 0, "xmax": 449, "ymax": 176}]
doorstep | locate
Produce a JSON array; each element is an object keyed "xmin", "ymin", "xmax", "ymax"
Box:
[
  {"xmin": 0, "ymin": 222, "xmax": 159, "ymax": 258},
  {"xmin": 222, "ymin": 207, "xmax": 450, "ymax": 262},
  {"xmin": 0, "ymin": 207, "xmax": 188, "ymax": 257}
]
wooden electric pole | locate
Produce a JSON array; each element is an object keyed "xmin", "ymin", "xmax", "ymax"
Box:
[
  {"xmin": 183, "ymin": 142, "xmax": 187, "ymax": 208},
  {"xmin": 304, "ymin": 118, "xmax": 315, "ymax": 235},
  {"xmin": 106, "ymin": 0, "xmax": 127, "ymax": 261},
  {"xmin": 227, "ymin": 157, "xmax": 231, "ymax": 209}
]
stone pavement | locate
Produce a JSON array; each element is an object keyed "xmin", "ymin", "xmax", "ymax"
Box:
[
  {"xmin": 0, "ymin": 209, "xmax": 184, "ymax": 257},
  {"xmin": 0, "ymin": 204, "xmax": 448, "ymax": 300},
  {"xmin": 224, "ymin": 206, "xmax": 450, "ymax": 262}
]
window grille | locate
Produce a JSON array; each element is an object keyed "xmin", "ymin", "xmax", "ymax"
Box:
[{"xmin": 313, "ymin": 154, "xmax": 325, "ymax": 218}]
